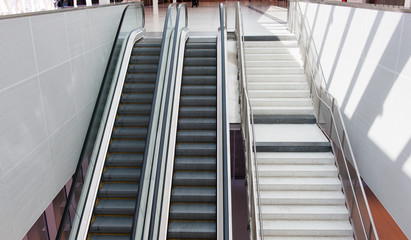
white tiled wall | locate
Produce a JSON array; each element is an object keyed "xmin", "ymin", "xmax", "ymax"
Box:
[
  {"xmin": 0, "ymin": 4, "xmax": 126, "ymax": 239},
  {"xmin": 295, "ymin": 2, "xmax": 411, "ymax": 238}
]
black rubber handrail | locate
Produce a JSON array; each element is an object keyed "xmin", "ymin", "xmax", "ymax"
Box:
[
  {"xmin": 147, "ymin": 3, "xmax": 188, "ymax": 239},
  {"xmin": 55, "ymin": 3, "xmax": 144, "ymax": 239},
  {"xmin": 219, "ymin": 3, "xmax": 229, "ymax": 239},
  {"xmin": 131, "ymin": 3, "xmax": 178, "ymax": 239}
]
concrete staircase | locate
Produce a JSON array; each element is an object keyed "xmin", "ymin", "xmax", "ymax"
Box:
[{"xmin": 244, "ymin": 39, "xmax": 354, "ymax": 239}]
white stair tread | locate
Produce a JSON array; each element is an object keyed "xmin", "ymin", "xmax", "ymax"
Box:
[
  {"xmin": 247, "ymin": 74, "xmax": 306, "ymax": 82},
  {"xmin": 254, "ymin": 124, "xmax": 328, "ymax": 143},
  {"xmin": 245, "ymin": 48, "xmax": 300, "ymax": 54},
  {"xmin": 261, "ymin": 205, "xmax": 349, "ymax": 219},
  {"xmin": 247, "ymin": 61, "xmax": 303, "ymax": 67},
  {"xmin": 246, "ymin": 68, "xmax": 304, "ymax": 75},
  {"xmin": 248, "ymin": 89, "xmax": 310, "ymax": 98},
  {"xmin": 260, "ymin": 190, "xmax": 346, "ymax": 203},
  {"xmin": 244, "ymin": 41, "xmax": 298, "ymax": 48},
  {"xmin": 258, "ymin": 165, "xmax": 338, "ymax": 177},
  {"xmin": 262, "ymin": 220, "xmax": 353, "ymax": 236},
  {"xmin": 257, "ymin": 152, "xmax": 335, "ymax": 165},
  {"xmin": 251, "ymin": 98, "xmax": 312, "ymax": 107},
  {"xmin": 247, "ymin": 82, "xmax": 309, "ymax": 90},
  {"xmin": 252, "ymin": 107, "xmax": 315, "ymax": 116},
  {"xmin": 259, "ymin": 177, "xmax": 341, "ymax": 191},
  {"xmin": 246, "ymin": 54, "xmax": 302, "ymax": 61}
]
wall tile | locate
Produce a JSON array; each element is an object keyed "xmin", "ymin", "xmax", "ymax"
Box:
[
  {"xmin": 0, "ymin": 77, "xmax": 47, "ymax": 174},
  {"xmin": 65, "ymin": 9, "xmax": 92, "ymax": 58},
  {"xmin": 0, "ymin": 178, "xmax": 17, "ymax": 240},
  {"xmin": 0, "ymin": 18, "xmax": 37, "ymax": 90},
  {"xmin": 30, "ymin": 13, "xmax": 70, "ymax": 72},
  {"xmin": 39, "ymin": 64, "xmax": 76, "ymax": 135}
]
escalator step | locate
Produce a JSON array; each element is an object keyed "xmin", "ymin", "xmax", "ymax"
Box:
[
  {"xmin": 115, "ymin": 116, "xmax": 149, "ymax": 127},
  {"xmin": 178, "ymin": 118, "xmax": 216, "ymax": 130},
  {"xmin": 134, "ymin": 42, "xmax": 161, "ymax": 48},
  {"xmin": 90, "ymin": 235, "xmax": 131, "ymax": 240},
  {"xmin": 176, "ymin": 143, "xmax": 217, "ymax": 156},
  {"xmin": 121, "ymin": 93, "xmax": 153, "ymax": 103},
  {"xmin": 106, "ymin": 154, "xmax": 143, "ymax": 167},
  {"xmin": 173, "ymin": 171, "xmax": 216, "ymax": 186},
  {"xmin": 184, "ymin": 49, "xmax": 217, "ymax": 57},
  {"xmin": 126, "ymin": 73, "xmax": 157, "ymax": 83},
  {"xmin": 179, "ymin": 106, "xmax": 216, "ymax": 118},
  {"xmin": 98, "ymin": 183, "xmax": 138, "ymax": 198},
  {"xmin": 90, "ymin": 216, "xmax": 133, "ymax": 233},
  {"xmin": 174, "ymin": 157, "xmax": 216, "ymax": 171},
  {"xmin": 171, "ymin": 186, "xmax": 216, "ymax": 202},
  {"xmin": 181, "ymin": 85, "xmax": 216, "ymax": 95},
  {"xmin": 102, "ymin": 167, "xmax": 141, "ymax": 182},
  {"xmin": 132, "ymin": 47, "xmax": 161, "ymax": 55},
  {"xmin": 123, "ymin": 83, "xmax": 155, "ymax": 93},
  {"xmin": 169, "ymin": 203, "xmax": 216, "ymax": 220},
  {"xmin": 183, "ymin": 57, "xmax": 217, "ymax": 66},
  {"xmin": 182, "ymin": 75, "xmax": 216, "ymax": 85},
  {"xmin": 183, "ymin": 66, "xmax": 217, "ymax": 75},
  {"xmin": 109, "ymin": 140, "xmax": 145, "ymax": 153},
  {"xmin": 94, "ymin": 199, "xmax": 136, "ymax": 215},
  {"xmin": 185, "ymin": 42, "xmax": 216, "ymax": 49},
  {"xmin": 180, "ymin": 96, "xmax": 216, "ymax": 106},
  {"xmin": 128, "ymin": 64, "xmax": 158, "ymax": 73},
  {"xmin": 168, "ymin": 221, "xmax": 216, "ymax": 239},
  {"xmin": 118, "ymin": 104, "xmax": 152, "ymax": 115},
  {"xmin": 177, "ymin": 130, "xmax": 216, "ymax": 143},
  {"xmin": 112, "ymin": 128, "xmax": 147, "ymax": 139},
  {"xmin": 130, "ymin": 55, "xmax": 160, "ymax": 64}
]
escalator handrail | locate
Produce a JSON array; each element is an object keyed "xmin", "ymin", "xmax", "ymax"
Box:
[
  {"xmin": 131, "ymin": 3, "xmax": 178, "ymax": 240},
  {"xmin": 55, "ymin": 3, "xmax": 144, "ymax": 239}
]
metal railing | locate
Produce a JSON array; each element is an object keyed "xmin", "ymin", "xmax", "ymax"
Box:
[
  {"xmin": 288, "ymin": 1, "xmax": 379, "ymax": 239},
  {"xmin": 55, "ymin": 3, "xmax": 145, "ymax": 239},
  {"xmin": 234, "ymin": 2, "xmax": 263, "ymax": 240}
]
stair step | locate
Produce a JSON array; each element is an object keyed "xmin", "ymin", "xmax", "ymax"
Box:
[
  {"xmin": 112, "ymin": 128, "xmax": 147, "ymax": 139},
  {"xmin": 106, "ymin": 154, "xmax": 143, "ymax": 167},
  {"xmin": 244, "ymin": 41, "xmax": 298, "ymax": 48},
  {"xmin": 247, "ymin": 67, "xmax": 304, "ymax": 75},
  {"xmin": 176, "ymin": 143, "xmax": 217, "ymax": 156},
  {"xmin": 182, "ymin": 75, "xmax": 217, "ymax": 85},
  {"xmin": 129, "ymin": 55, "xmax": 160, "ymax": 64},
  {"xmin": 247, "ymin": 60, "xmax": 302, "ymax": 68},
  {"xmin": 168, "ymin": 221, "xmax": 216, "ymax": 239},
  {"xmin": 125, "ymin": 73, "xmax": 157, "ymax": 83},
  {"xmin": 121, "ymin": 93, "xmax": 153, "ymax": 103},
  {"xmin": 170, "ymin": 203, "xmax": 216, "ymax": 220},
  {"xmin": 256, "ymin": 152, "xmax": 335, "ymax": 165},
  {"xmin": 258, "ymin": 164, "xmax": 338, "ymax": 177},
  {"xmin": 184, "ymin": 49, "xmax": 217, "ymax": 57},
  {"xmin": 117, "ymin": 104, "xmax": 152, "ymax": 115},
  {"xmin": 94, "ymin": 199, "xmax": 135, "ymax": 215},
  {"xmin": 181, "ymin": 85, "xmax": 216, "ymax": 95},
  {"xmin": 252, "ymin": 106, "xmax": 315, "ymax": 116},
  {"xmin": 177, "ymin": 130, "xmax": 216, "ymax": 142},
  {"xmin": 173, "ymin": 171, "xmax": 216, "ymax": 186},
  {"xmin": 98, "ymin": 183, "xmax": 138, "ymax": 198},
  {"xmin": 246, "ymin": 53, "xmax": 301, "ymax": 61},
  {"xmin": 123, "ymin": 83, "xmax": 155, "ymax": 93},
  {"xmin": 253, "ymin": 115, "xmax": 316, "ymax": 124},
  {"xmin": 109, "ymin": 140, "xmax": 145, "ymax": 153},
  {"xmin": 247, "ymin": 82, "xmax": 308, "ymax": 90},
  {"xmin": 184, "ymin": 57, "xmax": 217, "ymax": 66},
  {"xmin": 179, "ymin": 106, "xmax": 216, "ymax": 118},
  {"xmin": 245, "ymin": 48, "xmax": 300, "ymax": 54},
  {"xmin": 102, "ymin": 167, "xmax": 141, "ymax": 182},
  {"xmin": 261, "ymin": 205, "xmax": 349, "ymax": 220},
  {"xmin": 250, "ymin": 98, "xmax": 312, "ymax": 107},
  {"xmin": 172, "ymin": 186, "xmax": 216, "ymax": 202},
  {"xmin": 115, "ymin": 116, "xmax": 149, "ymax": 127},
  {"xmin": 128, "ymin": 64, "xmax": 158, "ymax": 73},
  {"xmin": 180, "ymin": 96, "xmax": 216, "ymax": 106},
  {"xmin": 248, "ymin": 90, "xmax": 310, "ymax": 98},
  {"xmin": 259, "ymin": 177, "xmax": 341, "ymax": 191},
  {"xmin": 247, "ymin": 74, "xmax": 306, "ymax": 82},
  {"xmin": 260, "ymin": 190, "xmax": 346, "ymax": 205},
  {"xmin": 90, "ymin": 216, "xmax": 133, "ymax": 234},
  {"xmin": 262, "ymin": 220, "xmax": 353, "ymax": 237},
  {"xmin": 178, "ymin": 118, "xmax": 216, "ymax": 130},
  {"xmin": 174, "ymin": 157, "xmax": 216, "ymax": 171},
  {"xmin": 183, "ymin": 66, "xmax": 217, "ymax": 75}
]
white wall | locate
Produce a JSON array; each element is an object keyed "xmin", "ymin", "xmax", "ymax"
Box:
[
  {"xmin": 292, "ymin": 2, "xmax": 411, "ymax": 237},
  {"xmin": 0, "ymin": 4, "xmax": 126, "ymax": 239}
]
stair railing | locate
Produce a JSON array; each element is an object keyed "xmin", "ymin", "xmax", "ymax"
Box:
[
  {"xmin": 235, "ymin": 2, "xmax": 264, "ymax": 240},
  {"xmin": 288, "ymin": 1, "xmax": 379, "ymax": 239}
]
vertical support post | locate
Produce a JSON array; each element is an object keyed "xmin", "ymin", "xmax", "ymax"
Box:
[{"xmin": 405, "ymin": 0, "xmax": 410, "ymax": 8}]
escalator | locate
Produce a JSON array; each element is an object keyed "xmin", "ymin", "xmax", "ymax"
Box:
[
  {"xmin": 88, "ymin": 37, "xmax": 161, "ymax": 240},
  {"xmin": 167, "ymin": 37, "xmax": 218, "ymax": 239}
]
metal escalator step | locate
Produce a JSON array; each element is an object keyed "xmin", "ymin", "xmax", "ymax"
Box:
[
  {"xmin": 185, "ymin": 42, "xmax": 216, "ymax": 49},
  {"xmin": 115, "ymin": 116, "xmax": 149, "ymax": 127},
  {"xmin": 94, "ymin": 199, "xmax": 136, "ymax": 215},
  {"xmin": 123, "ymin": 83, "xmax": 155, "ymax": 93},
  {"xmin": 178, "ymin": 118, "xmax": 216, "ymax": 130},
  {"xmin": 182, "ymin": 75, "xmax": 216, "ymax": 85},
  {"xmin": 126, "ymin": 73, "xmax": 157, "ymax": 83},
  {"xmin": 90, "ymin": 216, "xmax": 133, "ymax": 233},
  {"xmin": 177, "ymin": 130, "xmax": 216, "ymax": 142},
  {"xmin": 130, "ymin": 55, "xmax": 160, "ymax": 64},
  {"xmin": 128, "ymin": 64, "xmax": 158, "ymax": 73},
  {"xmin": 183, "ymin": 66, "xmax": 217, "ymax": 75},
  {"xmin": 106, "ymin": 154, "xmax": 143, "ymax": 167},
  {"xmin": 168, "ymin": 221, "xmax": 216, "ymax": 239},
  {"xmin": 170, "ymin": 203, "xmax": 216, "ymax": 220},
  {"xmin": 176, "ymin": 143, "xmax": 216, "ymax": 156},
  {"xmin": 180, "ymin": 96, "xmax": 216, "ymax": 106},
  {"xmin": 90, "ymin": 235, "xmax": 131, "ymax": 240},
  {"xmin": 171, "ymin": 186, "xmax": 216, "ymax": 202},
  {"xmin": 179, "ymin": 106, "xmax": 216, "ymax": 118},
  {"xmin": 183, "ymin": 57, "xmax": 217, "ymax": 66},
  {"xmin": 98, "ymin": 183, "xmax": 138, "ymax": 198},
  {"xmin": 181, "ymin": 85, "xmax": 216, "ymax": 95},
  {"xmin": 118, "ymin": 104, "xmax": 152, "ymax": 115},
  {"xmin": 102, "ymin": 167, "xmax": 141, "ymax": 182},
  {"xmin": 134, "ymin": 42, "xmax": 161, "ymax": 48},
  {"xmin": 109, "ymin": 140, "xmax": 145, "ymax": 153},
  {"xmin": 121, "ymin": 93, "xmax": 153, "ymax": 103},
  {"xmin": 112, "ymin": 128, "xmax": 147, "ymax": 139},
  {"xmin": 174, "ymin": 157, "xmax": 216, "ymax": 171},
  {"xmin": 184, "ymin": 49, "xmax": 217, "ymax": 57},
  {"xmin": 173, "ymin": 171, "xmax": 216, "ymax": 186},
  {"xmin": 132, "ymin": 47, "xmax": 161, "ymax": 55}
]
